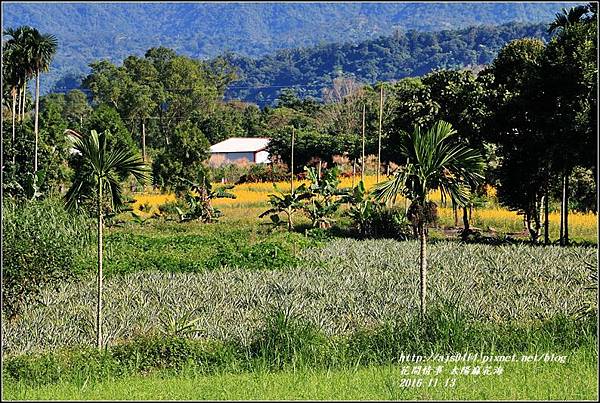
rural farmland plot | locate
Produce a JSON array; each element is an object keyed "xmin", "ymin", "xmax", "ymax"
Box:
[
  {"xmin": 2, "ymin": 2, "xmax": 598, "ymax": 400},
  {"xmin": 3, "ymin": 240, "xmax": 595, "ymax": 357}
]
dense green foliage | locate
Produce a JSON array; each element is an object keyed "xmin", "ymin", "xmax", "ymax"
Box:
[
  {"xmin": 151, "ymin": 122, "xmax": 211, "ymax": 190},
  {"xmin": 483, "ymin": 7, "xmax": 597, "ymax": 243},
  {"xmin": 3, "ymin": 3, "xmax": 575, "ymax": 94},
  {"xmin": 2, "ymin": 121, "xmax": 71, "ymax": 199},
  {"xmin": 343, "ymin": 182, "xmax": 412, "ymax": 240},
  {"xmin": 97, "ymin": 224, "xmax": 318, "ymax": 275},
  {"xmin": 1, "ymin": 198, "xmax": 94, "ymax": 319},
  {"xmin": 225, "ymin": 22, "xmax": 553, "ymax": 105},
  {"xmin": 3, "ymin": 310, "xmax": 596, "ymax": 387}
]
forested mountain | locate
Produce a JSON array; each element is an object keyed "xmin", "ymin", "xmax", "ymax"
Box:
[
  {"xmin": 3, "ymin": 2, "xmax": 578, "ymax": 94},
  {"xmin": 224, "ymin": 22, "xmax": 553, "ymax": 105}
]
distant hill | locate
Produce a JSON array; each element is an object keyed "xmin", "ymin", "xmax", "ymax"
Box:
[
  {"xmin": 224, "ymin": 21, "xmax": 553, "ymax": 105},
  {"xmin": 2, "ymin": 2, "xmax": 579, "ymax": 94}
]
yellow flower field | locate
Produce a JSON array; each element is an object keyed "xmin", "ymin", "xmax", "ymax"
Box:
[
  {"xmin": 130, "ymin": 175, "xmax": 388, "ymax": 212},
  {"xmin": 131, "ymin": 193, "xmax": 176, "ymax": 214},
  {"xmin": 129, "ymin": 175, "xmax": 597, "ymax": 241}
]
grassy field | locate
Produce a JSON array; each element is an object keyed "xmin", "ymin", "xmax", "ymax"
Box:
[
  {"xmin": 4, "ymin": 348, "xmax": 597, "ymax": 400},
  {"xmin": 2, "ymin": 175, "xmax": 597, "ymax": 400}
]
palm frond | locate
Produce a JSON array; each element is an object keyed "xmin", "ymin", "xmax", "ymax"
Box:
[
  {"xmin": 104, "ymin": 145, "xmax": 149, "ymax": 184},
  {"xmin": 64, "ymin": 177, "xmax": 86, "ymax": 211},
  {"xmin": 374, "ymin": 120, "xmax": 485, "ymax": 208},
  {"xmin": 104, "ymin": 172, "xmax": 124, "ymax": 211},
  {"xmin": 64, "ymin": 129, "xmax": 147, "ymax": 214},
  {"xmin": 372, "ymin": 167, "xmax": 411, "ymax": 203}
]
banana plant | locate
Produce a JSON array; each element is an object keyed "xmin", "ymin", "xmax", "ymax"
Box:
[
  {"xmin": 175, "ymin": 174, "xmax": 236, "ymax": 223},
  {"xmin": 259, "ymin": 183, "xmax": 312, "ymax": 231},
  {"xmin": 304, "ymin": 166, "xmax": 345, "ymax": 228},
  {"xmin": 24, "ymin": 169, "xmax": 46, "ymax": 201},
  {"xmin": 341, "ymin": 180, "xmax": 385, "ymax": 237}
]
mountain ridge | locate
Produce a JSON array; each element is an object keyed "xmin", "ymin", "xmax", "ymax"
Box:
[{"xmin": 2, "ymin": 2, "xmax": 578, "ymax": 95}]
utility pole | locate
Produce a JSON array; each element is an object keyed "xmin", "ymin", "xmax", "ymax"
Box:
[
  {"xmin": 377, "ymin": 85, "xmax": 383, "ymax": 183},
  {"xmin": 141, "ymin": 120, "xmax": 146, "ymax": 163},
  {"xmin": 361, "ymin": 103, "xmax": 366, "ymax": 183},
  {"xmin": 290, "ymin": 127, "xmax": 295, "ymax": 194},
  {"xmin": 318, "ymin": 159, "xmax": 322, "ymax": 181},
  {"xmin": 544, "ymin": 187, "xmax": 549, "ymax": 245},
  {"xmin": 563, "ymin": 174, "xmax": 569, "ymax": 245}
]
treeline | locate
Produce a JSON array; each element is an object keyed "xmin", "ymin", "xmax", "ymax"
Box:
[
  {"xmin": 223, "ymin": 21, "xmax": 552, "ymax": 106},
  {"xmin": 4, "ymin": 2, "xmax": 575, "ymax": 94},
  {"xmin": 1, "ymin": 4, "xmax": 597, "ymax": 245}
]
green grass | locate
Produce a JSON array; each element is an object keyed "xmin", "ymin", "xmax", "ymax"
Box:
[
  {"xmin": 3, "ymin": 310, "xmax": 596, "ymax": 386},
  {"xmin": 97, "ymin": 220, "xmax": 321, "ymax": 275},
  {"xmin": 4, "ymin": 348, "xmax": 597, "ymax": 400}
]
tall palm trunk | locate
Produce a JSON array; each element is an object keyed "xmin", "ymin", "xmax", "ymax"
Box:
[
  {"xmin": 17, "ymin": 85, "xmax": 23, "ymax": 122},
  {"xmin": 287, "ymin": 210, "xmax": 293, "ymax": 231},
  {"xmin": 560, "ymin": 173, "xmax": 570, "ymax": 246},
  {"xmin": 532, "ymin": 201, "xmax": 542, "ymax": 243},
  {"xmin": 559, "ymin": 175, "xmax": 564, "ymax": 244},
  {"xmin": 419, "ymin": 222, "xmax": 427, "ymax": 320},
  {"xmin": 12, "ymin": 89, "xmax": 17, "ymax": 164},
  {"xmin": 453, "ymin": 201, "xmax": 458, "ymax": 227},
  {"xmin": 34, "ymin": 70, "xmax": 40, "ymax": 172},
  {"xmin": 96, "ymin": 179, "xmax": 104, "ymax": 349},
  {"xmin": 141, "ymin": 121, "xmax": 146, "ymax": 163},
  {"xmin": 462, "ymin": 206, "xmax": 470, "ymax": 231},
  {"xmin": 21, "ymin": 83, "xmax": 27, "ymax": 120}
]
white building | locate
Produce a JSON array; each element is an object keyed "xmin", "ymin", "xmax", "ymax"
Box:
[{"xmin": 209, "ymin": 137, "xmax": 270, "ymax": 165}]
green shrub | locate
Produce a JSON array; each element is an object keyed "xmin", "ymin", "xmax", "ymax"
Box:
[
  {"xmin": 2, "ymin": 344, "xmax": 116, "ymax": 387},
  {"xmin": 111, "ymin": 336, "xmax": 201, "ymax": 372},
  {"xmin": 249, "ymin": 311, "xmax": 330, "ymax": 370},
  {"xmin": 342, "ymin": 182, "xmax": 412, "ymax": 239},
  {"xmin": 3, "ymin": 309, "xmax": 595, "ymax": 387},
  {"xmin": 1, "ymin": 197, "xmax": 94, "ymax": 320},
  {"xmin": 366, "ymin": 206, "xmax": 413, "ymax": 240},
  {"xmin": 174, "ymin": 174, "xmax": 236, "ymax": 223},
  {"xmin": 157, "ymin": 199, "xmax": 187, "ymax": 218},
  {"xmin": 237, "ymin": 162, "xmax": 289, "ymax": 184}
]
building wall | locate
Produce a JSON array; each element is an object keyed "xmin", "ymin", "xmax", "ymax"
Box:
[
  {"xmin": 212, "ymin": 152, "xmax": 255, "ymax": 163},
  {"xmin": 255, "ymin": 150, "xmax": 270, "ymax": 164},
  {"xmin": 210, "ymin": 151, "xmax": 270, "ymax": 165}
]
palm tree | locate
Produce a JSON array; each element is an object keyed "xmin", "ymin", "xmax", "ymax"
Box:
[
  {"xmin": 2, "ymin": 40, "xmax": 21, "ymax": 163},
  {"xmin": 372, "ymin": 121, "xmax": 485, "ymax": 319},
  {"xmin": 547, "ymin": 3, "xmax": 594, "ymax": 247},
  {"xmin": 21, "ymin": 27, "xmax": 58, "ymax": 172},
  {"xmin": 3, "ymin": 27, "xmax": 32, "ymax": 150},
  {"xmin": 548, "ymin": 5, "xmax": 590, "ymax": 33},
  {"xmin": 4, "ymin": 27, "xmax": 35, "ymax": 122},
  {"xmin": 64, "ymin": 129, "xmax": 148, "ymax": 348}
]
